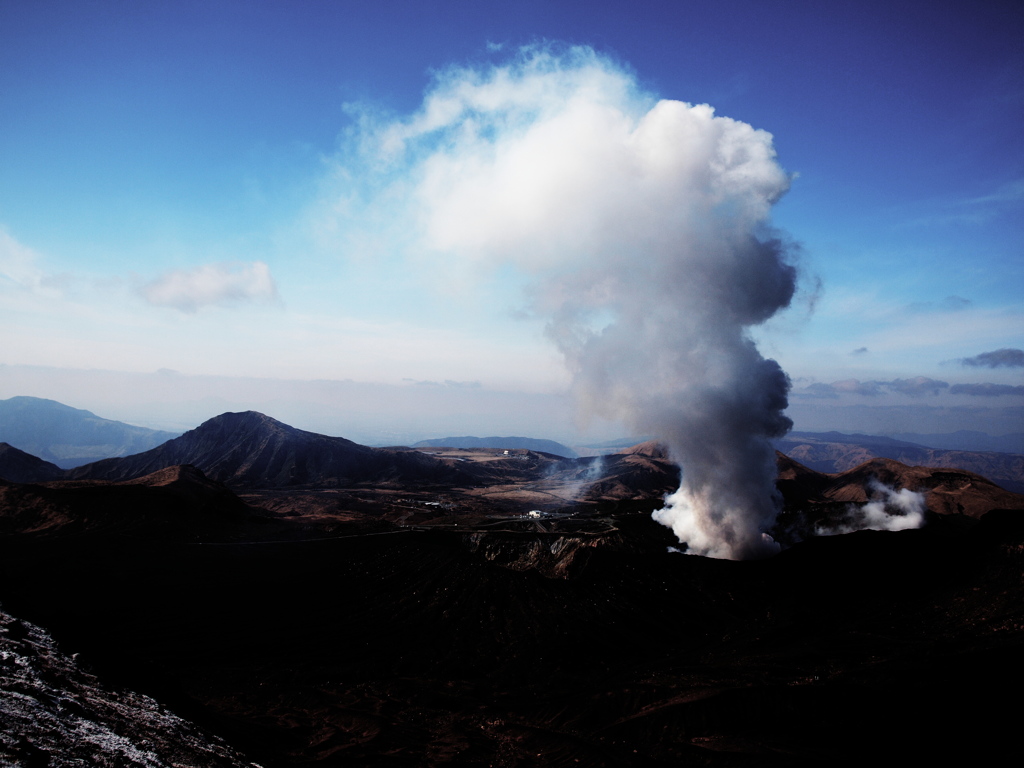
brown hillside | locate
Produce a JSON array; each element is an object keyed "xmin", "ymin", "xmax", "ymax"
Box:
[
  {"xmin": 0, "ymin": 465, "xmax": 260, "ymax": 539},
  {"xmin": 617, "ymin": 440, "xmax": 671, "ymax": 459},
  {"xmin": 777, "ymin": 453, "xmax": 1024, "ymax": 518},
  {"xmin": 777, "ymin": 435, "xmax": 1024, "ymax": 493}
]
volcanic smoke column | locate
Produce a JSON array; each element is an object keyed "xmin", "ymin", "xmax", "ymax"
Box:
[{"xmin": 376, "ymin": 47, "xmax": 798, "ymax": 559}]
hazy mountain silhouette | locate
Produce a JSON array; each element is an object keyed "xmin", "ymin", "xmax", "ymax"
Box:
[
  {"xmin": 888, "ymin": 429, "xmax": 1024, "ymax": 454},
  {"xmin": 0, "ymin": 396, "xmax": 179, "ymax": 468}
]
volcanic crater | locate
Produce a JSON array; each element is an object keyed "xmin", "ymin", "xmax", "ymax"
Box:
[{"xmin": 1, "ymin": 411, "xmax": 1023, "ymax": 766}]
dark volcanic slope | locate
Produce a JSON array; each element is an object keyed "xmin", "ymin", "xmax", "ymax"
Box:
[
  {"xmin": 582, "ymin": 441, "xmax": 680, "ymax": 500},
  {"xmin": 0, "ymin": 442, "xmax": 64, "ymax": 483},
  {"xmin": 1, "ymin": 507, "xmax": 1022, "ymax": 766},
  {"xmin": 0, "ymin": 465, "xmax": 261, "ymax": 540},
  {"xmin": 69, "ymin": 411, "xmax": 477, "ymax": 488}
]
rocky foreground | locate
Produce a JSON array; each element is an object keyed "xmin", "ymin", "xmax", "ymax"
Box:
[
  {"xmin": 2, "ymin": 495, "xmax": 1023, "ymax": 765},
  {"xmin": 0, "ymin": 606, "xmax": 258, "ymax": 767}
]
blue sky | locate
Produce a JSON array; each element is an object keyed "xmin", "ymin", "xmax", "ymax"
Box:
[{"xmin": 1, "ymin": 0, "xmax": 1021, "ymax": 440}]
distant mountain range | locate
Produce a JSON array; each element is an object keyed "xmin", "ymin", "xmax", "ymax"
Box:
[
  {"xmin": 0, "ymin": 396, "xmax": 179, "ymax": 468},
  {"xmin": 412, "ymin": 435, "xmax": 578, "ymax": 458},
  {"xmin": 1, "ymin": 396, "xmax": 1022, "ymax": 500},
  {"xmin": 886, "ymin": 430, "xmax": 1024, "ymax": 454},
  {"xmin": 0, "ymin": 409, "xmax": 1019, "ymax": 529},
  {"xmin": 775, "ymin": 430, "xmax": 1024, "ymax": 493},
  {"xmin": 1, "ymin": 409, "xmax": 574, "ymax": 490}
]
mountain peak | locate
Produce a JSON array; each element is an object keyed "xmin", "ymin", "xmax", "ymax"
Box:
[
  {"xmin": 199, "ymin": 410, "xmax": 292, "ymax": 430},
  {"xmin": 185, "ymin": 410, "xmax": 309, "ymax": 444},
  {"xmin": 68, "ymin": 411, "xmax": 473, "ymax": 489}
]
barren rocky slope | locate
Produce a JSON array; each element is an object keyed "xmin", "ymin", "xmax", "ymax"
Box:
[{"xmin": 0, "ymin": 605, "xmax": 257, "ymax": 767}]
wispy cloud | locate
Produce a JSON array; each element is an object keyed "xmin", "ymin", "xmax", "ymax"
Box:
[
  {"xmin": 949, "ymin": 383, "xmax": 1024, "ymax": 397},
  {"xmin": 958, "ymin": 348, "xmax": 1024, "ymax": 369},
  {"xmin": 906, "ymin": 178, "xmax": 1024, "ymax": 227},
  {"xmin": 832, "ymin": 379, "xmax": 884, "ymax": 397},
  {"xmin": 794, "ymin": 376, "xmax": 1024, "ymax": 400},
  {"xmin": 402, "ymin": 378, "xmax": 482, "ymax": 388},
  {"xmin": 885, "ymin": 377, "xmax": 950, "ymax": 397},
  {"xmin": 960, "ymin": 178, "xmax": 1024, "ymax": 208},
  {"xmin": 906, "ymin": 295, "xmax": 971, "ymax": 313},
  {"xmin": 139, "ymin": 261, "xmax": 279, "ymax": 313},
  {"xmin": 0, "ymin": 227, "xmax": 60, "ymax": 298},
  {"xmin": 794, "ymin": 377, "xmax": 948, "ymax": 399}
]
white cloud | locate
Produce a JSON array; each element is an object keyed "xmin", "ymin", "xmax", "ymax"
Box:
[
  {"xmin": 138, "ymin": 261, "xmax": 279, "ymax": 313},
  {"xmin": 960, "ymin": 177, "xmax": 1024, "ymax": 208},
  {"xmin": 383, "ymin": 48, "xmax": 787, "ymax": 281},
  {"xmin": 0, "ymin": 227, "xmax": 58, "ymax": 297}
]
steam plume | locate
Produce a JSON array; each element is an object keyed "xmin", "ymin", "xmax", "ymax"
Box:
[
  {"xmin": 359, "ymin": 46, "xmax": 798, "ymax": 559},
  {"xmin": 816, "ymin": 480, "xmax": 926, "ymax": 536},
  {"xmin": 553, "ymin": 454, "xmax": 606, "ymax": 502}
]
